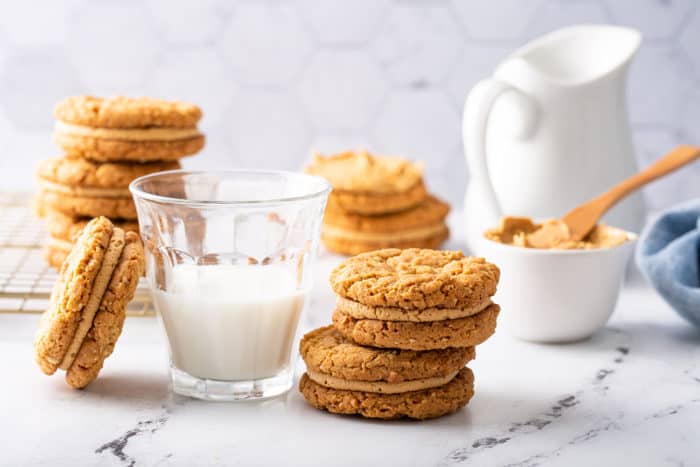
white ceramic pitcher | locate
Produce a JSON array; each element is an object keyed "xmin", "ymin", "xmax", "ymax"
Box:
[{"xmin": 463, "ymin": 25, "xmax": 645, "ymax": 253}]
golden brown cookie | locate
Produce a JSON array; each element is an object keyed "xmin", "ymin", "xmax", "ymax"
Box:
[
  {"xmin": 65, "ymin": 232, "xmax": 144, "ymax": 388},
  {"xmin": 55, "ymin": 133, "xmax": 204, "ymax": 162},
  {"xmin": 34, "ymin": 217, "xmax": 145, "ymax": 388},
  {"xmin": 333, "ymin": 304, "xmax": 499, "ymax": 350},
  {"xmin": 322, "ymin": 228, "xmax": 448, "ymax": 256},
  {"xmin": 44, "ymin": 239, "xmax": 71, "ymax": 271},
  {"xmin": 324, "ymin": 194, "xmax": 449, "ymax": 232},
  {"xmin": 305, "ymin": 149, "xmax": 427, "ymax": 215},
  {"xmin": 330, "ymin": 248, "xmax": 500, "ymax": 310},
  {"xmin": 37, "ymin": 157, "xmax": 180, "ymax": 189},
  {"xmin": 53, "ymin": 96, "xmax": 204, "ymax": 162},
  {"xmin": 44, "ymin": 210, "xmax": 139, "ymax": 243},
  {"xmin": 43, "ymin": 211, "xmax": 140, "ymax": 270},
  {"xmin": 34, "ymin": 216, "xmax": 115, "ymax": 375},
  {"xmin": 300, "ymin": 325, "xmax": 475, "ymax": 383},
  {"xmin": 329, "ymin": 180, "xmax": 427, "ymax": 215},
  {"xmin": 335, "ymin": 295, "xmax": 492, "ymax": 322},
  {"xmin": 299, "ymin": 367, "xmax": 474, "ymax": 420},
  {"xmin": 55, "ymin": 96, "xmax": 202, "ymax": 129},
  {"xmin": 35, "ymin": 188, "xmax": 136, "ymax": 220},
  {"xmin": 321, "ymin": 194, "xmax": 450, "ymax": 255}
]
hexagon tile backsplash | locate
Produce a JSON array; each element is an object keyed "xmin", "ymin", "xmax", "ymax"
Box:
[{"xmin": 0, "ymin": 0, "xmax": 699, "ymax": 212}]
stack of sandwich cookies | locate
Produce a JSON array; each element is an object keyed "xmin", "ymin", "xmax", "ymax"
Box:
[
  {"xmin": 36, "ymin": 157, "xmax": 179, "ymax": 219},
  {"xmin": 36, "ymin": 96, "xmax": 203, "ymax": 269},
  {"xmin": 330, "ymin": 249, "xmax": 500, "ymax": 350},
  {"xmin": 305, "ymin": 150, "xmax": 449, "ymax": 255},
  {"xmin": 299, "ymin": 248, "xmax": 501, "ymax": 420},
  {"xmin": 34, "ymin": 217, "xmax": 144, "ymax": 388},
  {"xmin": 299, "ymin": 326, "xmax": 475, "ymax": 420},
  {"xmin": 53, "ymin": 96, "xmax": 204, "ymax": 162}
]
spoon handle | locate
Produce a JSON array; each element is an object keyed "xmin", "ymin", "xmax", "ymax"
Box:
[{"xmin": 598, "ymin": 145, "xmax": 700, "ymax": 211}]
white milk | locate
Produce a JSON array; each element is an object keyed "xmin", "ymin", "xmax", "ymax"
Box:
[{"xmin": 153, "ymin": 264, "xmax": 306, "ymax": 381}]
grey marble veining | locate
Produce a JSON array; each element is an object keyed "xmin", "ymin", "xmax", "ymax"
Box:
[{"xmin": 2, "ymin": 233, "xmax": 699, "ymax": 466}]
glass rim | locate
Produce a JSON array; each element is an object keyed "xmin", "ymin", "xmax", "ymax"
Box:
[{"xmin": 129, "ymin": 169, "xmax": 332, "ymax": 207}]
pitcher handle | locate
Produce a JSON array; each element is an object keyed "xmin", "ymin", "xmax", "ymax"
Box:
[{"xmin": 463, "ymin": 79, "xmax": 538, "ymax": 220}]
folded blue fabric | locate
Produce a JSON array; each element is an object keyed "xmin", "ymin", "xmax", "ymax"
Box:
[{"xmin": 636, "ymin": 199, "xmax": 700, "ymax": 328}]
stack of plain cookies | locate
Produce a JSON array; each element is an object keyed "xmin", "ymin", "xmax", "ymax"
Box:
[
  {"xmin": 305, "ymin": 150, "xmax": 450, "ymax": 255},
  {"xmin": 35, "ymin": 96, "xmax": 204, "ymax": 269},
  {"xmin": 299, "ymin": 248, "xmax": 501, "ymax": 420}
]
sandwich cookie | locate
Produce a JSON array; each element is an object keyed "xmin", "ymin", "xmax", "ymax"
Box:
[
  {"xmin": 305, "ymin": 149, "xmax": 427, "ymax": 215},
  {"xmin": 53, "ymin": 96, "xmax": 204, "ymax": 162},
  {"xmin": 34, "ymin": 217, "xmax": 145, "ymax": 388},
  {"xmin": 299, "ymin": 326, "xmax": 475, "ymax": 419},
  {"xmin": 42, "ymin": 210, "xmax": 139, "ymax": 270},
  {"xmin": 322, "ymin": 195, "xmax": 450, "ymax": 255},
  {"xmin": 330, "ymin": 248, "xmax": 501, "ymax": 350},
  {"xmin": 35, "ymin": 157, "xmax": 178, "ymax": 220}
]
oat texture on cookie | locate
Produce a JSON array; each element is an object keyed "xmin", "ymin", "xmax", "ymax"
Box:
[
  {"xmin": 298, "ymin": 247, "xmax": 502, "ymax": 420},
  {"xmin": 33, "ymin": 217, "xmax": 145, "ymax": 389}
]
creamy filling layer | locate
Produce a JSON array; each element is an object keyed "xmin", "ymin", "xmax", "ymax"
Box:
[
  {"xmin": 55, "ymin": 120, "xmax": 201, "ymax": 141},
  {"xmin": 307, "ymin": 368, "xmax": 459, "ymax": 394},
  {"xmin": 322, "ymin": 223, "xmax": 446, "ymax": 242},
  {"xmin": 58, "ymin": 228, "xmax": 125, "ymax": 371},
  {"xmin": 38, "ymin": 178, "xmax": 132, "ymax": 198},
  {"xmin": 336, "ymin": 296, "xmax": 492, "ymax": 322}
]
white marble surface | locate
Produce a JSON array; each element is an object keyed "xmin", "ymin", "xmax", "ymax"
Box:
[{"xmin": 2, "ymin": 234, "xmax": 699, "ymax": 467}]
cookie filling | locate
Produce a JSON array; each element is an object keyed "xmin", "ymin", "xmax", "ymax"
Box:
[
  {"xmin": 58, "ymin": 228, "xmax": 125, "ymax": 370},
  {"xmin": 38, "ymin": 178, "xmax": 132, "ymax": 198},
  {"xmin": 306, "ymin": 369, "xmax": 459, "ymax": 394},
  {"xmin": 55, "ymin": 120, "xmax": 201, "ymax": 142},
  {"xmin": 306, "ymin": 149, "xmax": 424, "ymax": 193},
  {"xmin": 322, "ymin": 223, "xmax": 447, "ymax": 242},
  {"xmin": 336, "ymin": 295, "xmax": 492, "ymax": 322}
]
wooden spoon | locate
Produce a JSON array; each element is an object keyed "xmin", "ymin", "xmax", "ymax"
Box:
[{"xmin": 563, "ymin": 145, "xmax": 700, "ymax": 241}]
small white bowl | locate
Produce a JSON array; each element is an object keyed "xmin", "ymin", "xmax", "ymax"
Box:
[{"xmin": 476, "ymin": 232, "xmax": 637, "ymax": 343}]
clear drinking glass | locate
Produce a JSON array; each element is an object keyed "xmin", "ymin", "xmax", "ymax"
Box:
[{"xmin": 130, "ymin": 170, "xmax": 330, "ymax": 401}]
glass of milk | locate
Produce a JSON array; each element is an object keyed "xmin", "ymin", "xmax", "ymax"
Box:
[{"xmin": 130, "ymin": 170, "xmax": 330, "ymax": 401}]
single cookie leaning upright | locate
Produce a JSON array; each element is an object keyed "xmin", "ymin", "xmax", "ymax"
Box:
[
  {"xmin": 330, "ymin": 248, "xmax": 501, "ymax": 350},
  {"xmin": 305, "ymin": 149, "xmax": 427, "ymax": 215},
  {"xmin": 53, "ymin": 96, "xmax": 204, "ymax": 162},
  {"xmin": 322, "ymin": 195, "xmax": 450, "ymax": 256},
  {"xmin": 34, "ymin": 216, "xmax": 145, "ymax": 388},
  {"xmin": 35, "ymin": 157, "xmax": 179, "ymax": 220},
  {"xmin": 299, "ymin": 326, "xmax": 476, "ymax": 420}
]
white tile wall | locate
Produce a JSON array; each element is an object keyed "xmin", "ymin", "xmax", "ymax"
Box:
[{"xmin": 0, "ymin": 0, "xmax": 698, "ymax": 212}]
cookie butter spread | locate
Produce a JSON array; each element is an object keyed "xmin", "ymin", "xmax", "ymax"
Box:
[
  {"xmin": 484, "ymin": 216, "xmax": 629, "ymax": 249},
  {"xmin": 305, "ymin": 149, "xmax": 423, "ymax": 193}
]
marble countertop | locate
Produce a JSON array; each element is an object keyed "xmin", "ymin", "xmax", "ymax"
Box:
[{"xmin": 2, "ymin": 232, "xmax": 699, "ymax": 467}]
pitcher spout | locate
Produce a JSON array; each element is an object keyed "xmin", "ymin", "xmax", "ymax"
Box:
[{"xmin": 505, "ymin": 25, "xmax": 642, "ymax": 85}]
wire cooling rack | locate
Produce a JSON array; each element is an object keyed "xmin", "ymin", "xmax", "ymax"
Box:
[{"xmin": 0, "ymin": 192, "xmax": 154, "ymax": 315}]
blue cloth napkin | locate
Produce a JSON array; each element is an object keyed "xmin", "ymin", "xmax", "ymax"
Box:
[{"xmin": 637, "ymin": 199, "xmax": 700, "ymax": 328}]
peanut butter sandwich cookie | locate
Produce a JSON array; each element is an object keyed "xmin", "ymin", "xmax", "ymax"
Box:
[
  {"xmin": 34, "ymin": 216, "xmax": 145, "ymax": 388},
  {"xmin": 322, "ymin": 195, "xmax": 450, "ymax": 255},
  {"xmin": 53, "ymin": 96, "xmax": 204, "ymax": 162},
  {"xmin": 35, "ymin": 157, "xmax": 178, "ymax": 220},
  {"xmin": 42, "ymin": 210, "xmax": 139, "ymax": 270},
  {"xmin": 305, "ymin": 149, "xmax": 427, "ymax": 215},
  {"xmin": 330, "ymin": 248, "xmax": 501, "ymax": 350},
  {"xmin": 299, "ymin": 326, "xmax": 475, "ymax": 419}
]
